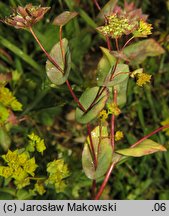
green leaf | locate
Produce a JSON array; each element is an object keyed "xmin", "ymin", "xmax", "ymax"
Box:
[
  {"xmin": 96, "ymin": 47, "xmax": 116, "ymax": 86},
  {"xmin": 115, "ymin": 73, "xmax": 129, "ymax": 107},
  {"xmin": 0, "ymin": 187, "xmax": 16, "ymax": 197},
  {"xmin": 0, "ymin": 35, "xmax": 42, "ymax": 72},
  {"xmin": 46, "ymin": 38, "xmax": 71, "ymax": 85},
  {"xmin": 0, "ymin": 127, "xmax": 11, "ymax": 151},
  {"xmin": 78, "ymin": 9, "xmax": 97, "ymax": 28},
  {"xmin": 106, "ymin": 64, "xmax": 129, "ymax": 107},
  {"xmin": 106, "ymin": 64, "xmax": 129, "ymax": 87},
  {"xmin": 53, "ymin": 11, "xmax": 78, "ymax": 26},
  {"xmin": 82, "ymin": 126, "xmax": 113, "ymax": 179},
  {"xmin": 116, "ymin": 139, "xmax": 167, "ymax": 157},
  {"xmin": 75, "ymin": 87, "xmax": 109, "ymax": 124},
  {"xmin": 124, "ymin": 39, "xmax": 165, "ymax": 65},
  {"xmin": 16, "ymin": 189, "xmax": 34, "ymax": 200},
  {"xmin": 97, "ymin": 0, "xmax": 118, "ymax": 20}
]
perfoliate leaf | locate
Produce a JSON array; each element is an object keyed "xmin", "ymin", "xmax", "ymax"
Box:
[
  {"xmin": 97, "ymin": 0, "xmax": 118, "ymax": 20},
  {"xmin": 96, "ymin": 47, "xmax": 116, "ymax": 86},
  {"xmin": 123, "ymin": 39, "xmax": 165, "ymax": 65},
  {"xmin": 46, "ymin": 38, "xmax": 71, "ymax": 85},
  {"xmin": 105, "ymin": 64, "xmax": 129, "ymax": 87},
  {"xmin": 82, "ymin": 126, "xmax": 113, "ymax": 179},
  {"xmin": 107, "ymin": 64, "xmax": 129, "ymax": 107},
  {"xmin": 75, "ymin": 87, "xmax": 109, "ymax": 124},
  {"xmin": 53, "ymin": 11, "xmax": 78, "ymax": 26},
  {"xmin": 0, "ymin": 127, "xmax": 11, "ymax": 151},
  {"xmin": 116, "ymin": 139, "xmax": 167, "ymax": 157}
]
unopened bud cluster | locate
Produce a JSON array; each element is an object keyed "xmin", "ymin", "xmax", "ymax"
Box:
[{"xmin": 2, "ymin": 4, "xmax": 50, "ymax": 29}]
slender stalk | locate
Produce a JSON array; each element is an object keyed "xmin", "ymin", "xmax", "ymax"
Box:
[
  {"xmin": 93, "ymin": 0, "xmax": 101, "ymax": 11},
  {"xmin": 109, "ymin": 58, "xmax": 119, "ymax": 81},
  {"xmin": 87, "ymin": 123, "xmax": 98, "ymax": 169},
  {"xmin": 29, "ymin": 27, "xmax": 63, "ymax": 74},
  {"xmin": 115, "ymin": 38, "xmax": 120, "ymax": 52},
  {"xmin": 106, "ymin": 36, "xmax": 111, "ymax": 51},
  {"xmin": 111, "ymin": 88, "xmax": 117, "ymax": 151},
  {"xmin": 94, "ymin": 162, "xmax": 116, "ymax": 200},
  {"xmin": 122, "ymin": 36, "xmax": 134, "ymax": 50},
  {"xmin": 131, "ymin": 124, "xmax": 169, "ymax": 148},
  {"xmin": 111, "ymin": 71, "xmax": 130, "ymax": 80},
  {"xmin": 30, "ymin": 26, "xmax": 86, "ymax": 112},
  {"xmin": 65, "ymin": 80, "xmax": 86, "ymax": 112}
]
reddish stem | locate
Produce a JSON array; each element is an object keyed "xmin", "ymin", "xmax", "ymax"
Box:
[
  {"xmin": 94, "ymin": 124, "xmax": 169, "ymax": 200},
  {"xmin": 29, "ymin": 27, "xmax": 63, "ymax": 74},
  {"xmin": 131, "ymin": 124, "xmax": 169, "ymax": 148},
  {"xmin": 87, "ymin": 124, "xmax": 98, "ymax": 169},
  {"xmin": 122, "ymin": 36, "xmax": 134, "ymax": 51},
  {"xmin": 109, "ymin": 58, "xmax": 119, "ymax": 81},
  {"xmin": 30, "ymin": 26, "xmax": 86, "ymax": 112},
  {"xmin": 111, "ymin": 71, "xmax": 130, "ymax": 80},
  {"xmin": 94, "ymin": 162, "xmax": 116, "ymax": 200},
  {"xmin": 93, "ymin": 0, "xmax": 101, "ymax": 11},
  {"xmin": 115, "ymin": 38, "xmax": 120, "ymax": 52},
  {"xmin": 65, "ymin": 80, "xmax": 86, "ymax": 112},
  {"xmin": 106, "ymin": 36, "xmax": 111, "ymax": 51}
]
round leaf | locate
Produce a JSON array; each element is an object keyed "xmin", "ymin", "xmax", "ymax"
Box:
[
  {"xmin": 53, "ymin": 11, "xmax": 78, "ymax": 26},
  {"xmin": 96, "ymin": 47, "xmax": 116, "ymax": 86},
  {"xmin": 82, "ymin": 126, "xmax": 113, "ymax": 179},
  {"xmin": 0, "ymin": 127, "xmax": 11, "ymax": 151},
  {"xmin": 46, "ymin": 38, "xmax": 71, "ymax": 85},
  {"xmin": 123, "ymin": 39, "xmax": 165, "ymax": 65},
  {"xmin": 75, "ymin": 87, "xmax": 109, "ymax": 124},
  {"xmin": 105, "ymin": 64, "xmax": 129, "ymax": 87},
  {"xmin": 116, "ymin": 139, "xmax": 167, "ymax": 157}
]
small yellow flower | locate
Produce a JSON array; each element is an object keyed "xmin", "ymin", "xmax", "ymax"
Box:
[
  {"xmin": 45, "ymin": 159, "xmax": 69, "ymax": 193},
  {"xmin": 1, "ymin": 166, "xmax": 13, "ymax": 178},
  {"xmin": 99, "ymin": 110, "xmax": 108, "ymax": 121},
  {"xmin": 136, "ymin": 73, "xmax": 152, "ymax": 87},
  {"xmin": 107, "ymin": 102, "xmax": 121, "ymax": 116},
  {"xmin": 55, "ymin": 181, "xmax": 66, "ymax": 193},
  {"xmin": 161, "ymin": 118, "xmax": 169, "ymax": 136},
  {"xmin": 18, "ymin": 152, "xmax": 29, "ymax": 166},
  {"xmin": 115, "ymin": 131, "xmax": 124, "ymax": 141},
  {"xmin": 2, "ymin": 150, "xmax": 18, "ymax": 163},
  {"xmin": 34, "ymin": 181, "xmax": 46, "ymax": 195},
  {"xmin": 27, "ymin": 132, "xmax": 46, "ymax": 154},
  {"xmin": 15, "ymin": 177, "xmax": 30, "ymax": 189},
  {"xmin": 0, "ymin": 86, "xmax": 22, "ymax": 111},
  {"xmin": 12, "ymin": 167, "xmax": 28, "ymax": 180},
  {"xmin": 23, "ymin": 157, "xmax": 38, "ymax": 176},
  {"xmin": 133, "ymin": 20, "xmax": 152, "ymax": 38},
  {"xmin": 97, "ymin": 14, "xmax": 137, "ymax": 39}
]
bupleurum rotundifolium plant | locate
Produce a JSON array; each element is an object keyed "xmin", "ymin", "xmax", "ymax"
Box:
[{"xmin": 0, "ymin": 1, "xmax": 169, "ymax": 199}]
